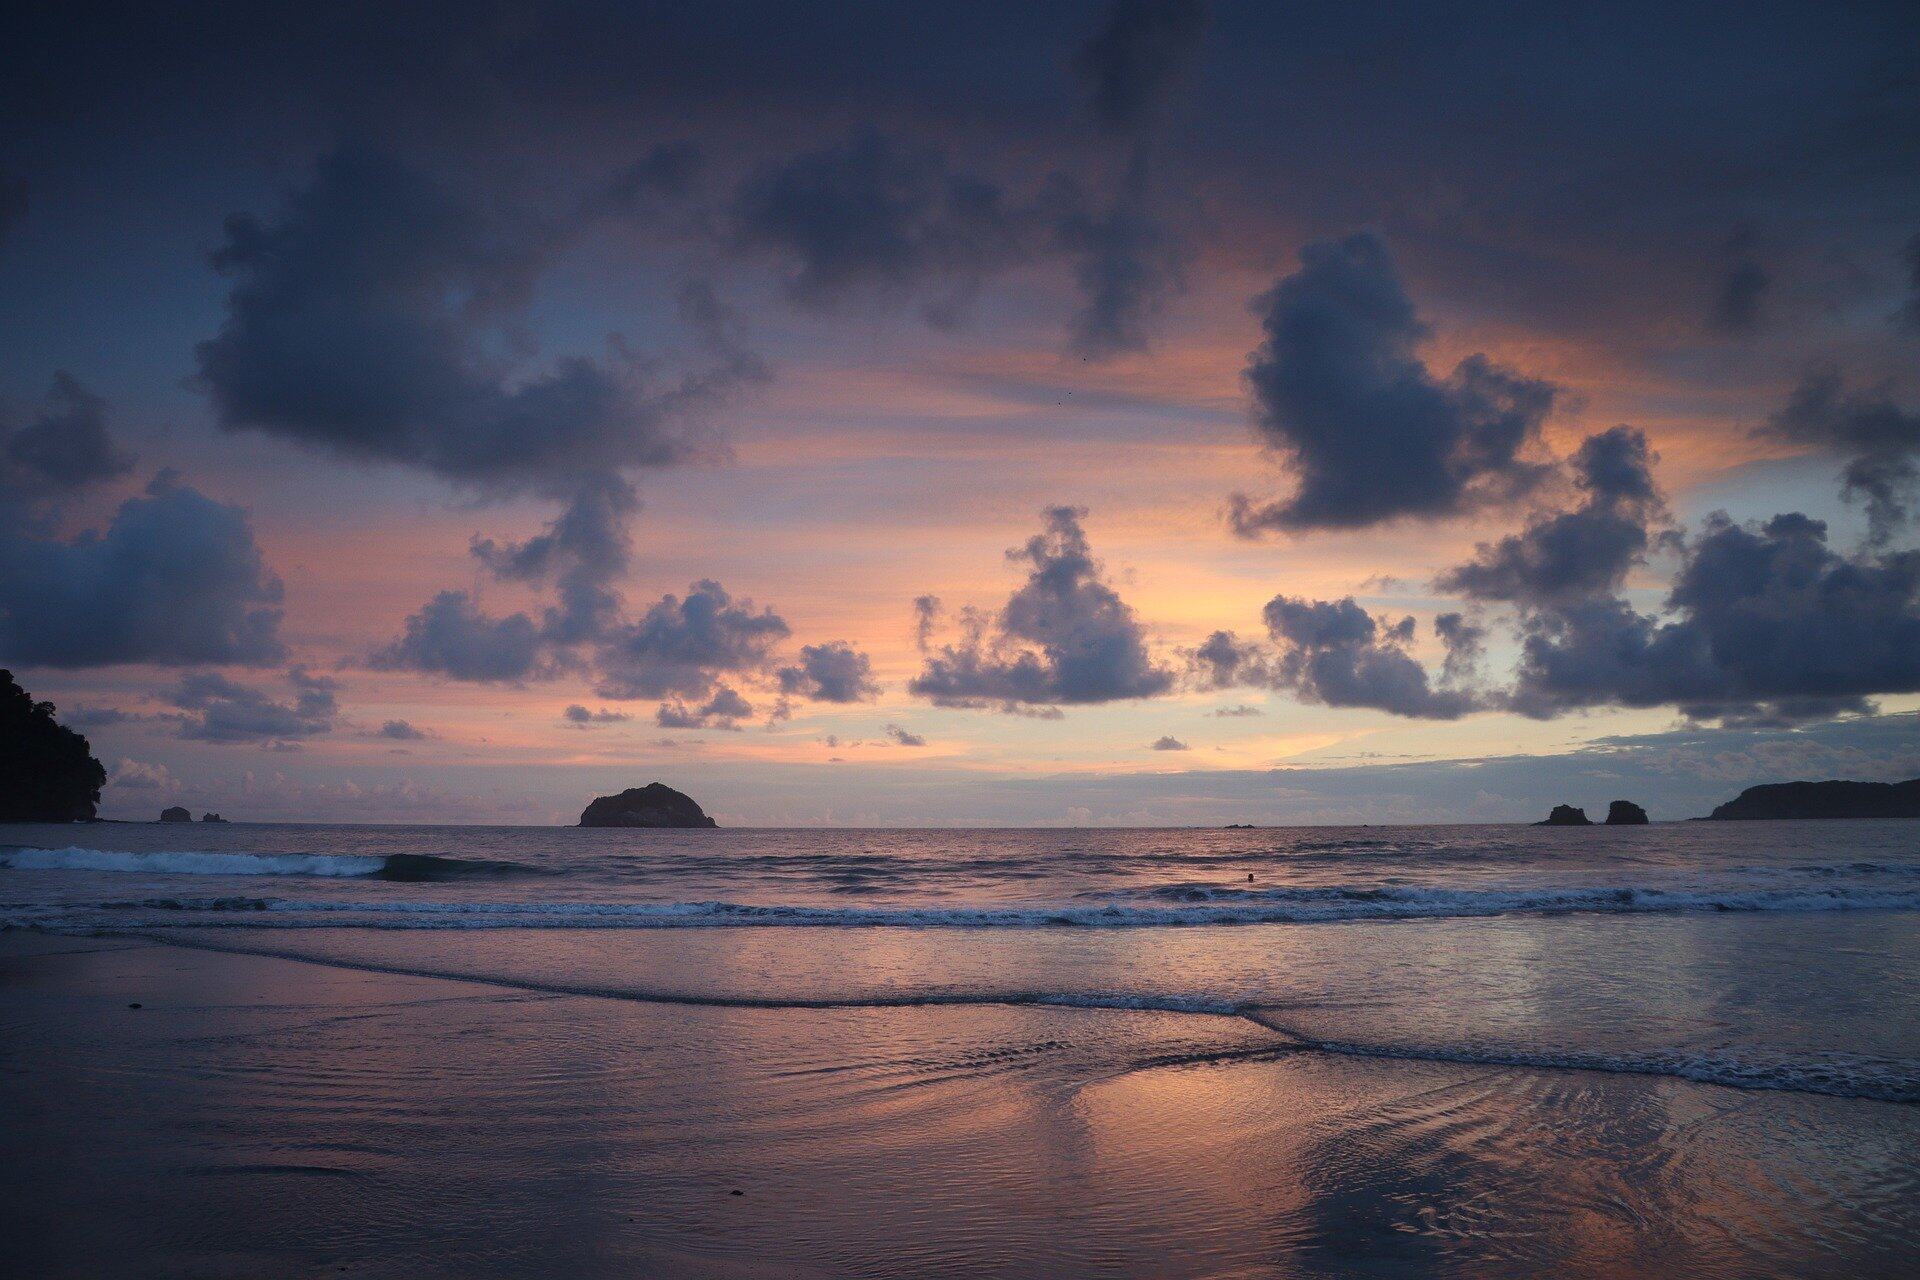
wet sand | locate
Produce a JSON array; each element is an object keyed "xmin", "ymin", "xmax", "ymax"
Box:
[{"xmin": 3, "ymin": 931, "xmax": 1916, "ymax": 1278}]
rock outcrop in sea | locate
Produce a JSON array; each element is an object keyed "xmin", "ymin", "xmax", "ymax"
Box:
[
  {"xmin": 201, "ymin": 813, "xmax": 228, "ymax": 823},
  {"xmin": 1604, "ymin": 800, "xmax": 1650, "ymax": 825},
  {"xmin": 0, "ymin": 670, "xmax": 107, "ymax": 823},
  {"xmin": 1705, "ymin": 778, "xmax": 1920, "ymax": 821},
  {"xmin": 1535, "ymin": 804, "xmax": 1593, "ymax": 826},
  {"xmin": 579, "ymin": 783, "xmax": 719, "ymax": 828},
  {"xmin": 159, "ymin": 806, "xmax": 191, "ymax": 823}
]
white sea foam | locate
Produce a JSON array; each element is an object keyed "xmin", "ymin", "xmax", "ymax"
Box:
[
  {"xmin": 0, "ymin": 847, "xmax": 389, "ymax": 878},
  {"xmin": 17, "ymin": 881, "xmax": 1914, "ymax": 930}
]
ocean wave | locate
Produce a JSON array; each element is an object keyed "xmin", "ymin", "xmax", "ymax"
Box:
[
  {"xmin": 19, "ymin": 881, "xmax": 1920, "ymax": 929},
  {"xmin": 0, "ymin": 846, "xmax": 527, "ymax": 882}
]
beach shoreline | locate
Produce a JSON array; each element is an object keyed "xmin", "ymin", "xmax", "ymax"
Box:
[{"xmin": 6, "ymin": 927, "xmax": 1917, "ymax": 1277}]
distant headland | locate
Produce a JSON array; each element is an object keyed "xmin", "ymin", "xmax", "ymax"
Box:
[
  {"xmin": 1, "ymin": 670, "xmax": 106, "ymax": 823},
  {"xmin": 1704, "ymin": 777, "xmax": 1920, "ymax": 821},
  {"xmin": 579, "ymin": 784, "xmax": 718, "ymax": 828}
]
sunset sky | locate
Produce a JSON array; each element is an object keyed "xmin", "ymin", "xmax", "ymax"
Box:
[{"xmin": 4, "ymin": 1, "xmax": 1918, "ymax": 824}]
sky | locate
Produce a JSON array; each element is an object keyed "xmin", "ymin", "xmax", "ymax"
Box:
[{"xmin": 3, "ymin": 0, "xmax": 1919, "ymax": 826}]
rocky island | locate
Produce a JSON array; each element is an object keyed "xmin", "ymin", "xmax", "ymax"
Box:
[
  {"xmin": 1705, "ymin": 777, "xmax": 1920, "ymax": 821},
  {"xmin": 1534, "ymin": 800, "xmax": 1650, "ymax": 826},
  {"xmin": 579, "ymin": 783, "xmax": 719, "ymax": 828},
  {"xmin": 159, "ymin": 806, "xmax": 191, "ymax": 823},
  {"xmin": 1, "ymin": 670, "xmax": 106, "ymax": 823}
]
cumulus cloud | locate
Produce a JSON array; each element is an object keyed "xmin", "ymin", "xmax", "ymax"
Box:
[
  {"xmin": 884, "ymin": 723, "xmax": 927, "ymax": 747},
  {"xmin": 777, "ymin": 641, "xmax": 881, "ymax": 703},
  {"xmin": 1211, "ymin": 703, "xmax": 1262, "ymax": 717},
  {"xmin": 168, "ymin": 667, "xmax": 339, "ymax": 744},
  {"xmin": 562, "ymin": 704, "xmax": 631, "ymax": 726},
  {"xmin": 375, "ymin": 719, "xmax": 429, "ymax": 740},
  {"xmin": 1191, "ymin": 597, "xmax": 1479, "ymax": 720},
  {"xmin": 910, "ymin": 506, "xmax": 1173, "ymax": 713},
  {"xmin": 1434, "ymin": 612, "xmax": 1488, "ymax": 685},
  {"xmin": 1438, "ymin": 426, "xmax": 1667, "ymax": 605},
  {"xmin": 1074, "ymin": 0, "xmax": 1211, "ymax": 133},
  {"xmin": 1149, "ymin": 734, "xmax": 1190, "ymax": 750},
  {"xmin": 471, "ymin": 477, "xmax": 639, "ymax": 645},
  {"xmin": 1511, "ymin": 512, "xmax": 1920, "ymax": 724},
  {"xmin": 0, "ymin": 473, "xmax": 285, "ymax": 668},
  {"xmin": 595, "ymin": 580, "xmax": 791, "ymax": 701},
  {"xmin": 1262, "ymin": 597, "xmax": 1479, "ymax": 719},
  {"xmin": 2, "ymin": 373, "xmax": 133, "ymax": 495},
  {"xmin": 1761, "ymin": 369, "xmax": 1920, "ymax": 543},
  {"xmin": 1231, "ymin": 232, "xmax": 1556, "ymax": 534},
  {"xmin": 656, "ymin": 684, "xmax": 753, "ymax": 730},
  {"xmin": 108, "ymin": 758, "xmax": 179, "ymax": 794},
  {"xmin": 372, "ymin": 591, "xmax": 545, "ymax": 683}
]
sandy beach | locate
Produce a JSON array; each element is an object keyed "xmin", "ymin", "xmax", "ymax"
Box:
[{"xmin": 7, "ymin": 926, "xmax": 1916, "ymax": 1278}]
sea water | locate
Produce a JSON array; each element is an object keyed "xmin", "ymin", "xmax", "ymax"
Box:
[{"xmin": 5, "ymin": 819, "xmax": 1919, "ymax": 1101}]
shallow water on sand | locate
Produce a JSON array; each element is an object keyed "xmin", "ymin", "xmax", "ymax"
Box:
[{"xmin": 4, "ymin": 820, "xmax": 1919, "ymax": 1274}]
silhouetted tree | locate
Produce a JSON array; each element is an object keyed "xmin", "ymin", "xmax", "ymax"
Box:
[{"xmin": 0, "ymin": 670, "xmax": 106, "ymax": 821}]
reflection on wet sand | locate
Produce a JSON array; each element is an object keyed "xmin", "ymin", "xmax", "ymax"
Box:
[{"xmin": 4, "ymin": 934, "xmax": 1915, "ymax": 1278}]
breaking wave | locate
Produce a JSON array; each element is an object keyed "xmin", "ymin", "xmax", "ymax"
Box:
[
  {"xmin": 11, "ymin": 880, "xmax": 1917, "ymax": 931},
  {"xmin": 0, "ymin": 846, "xmax": 529, "ymax": 882}
]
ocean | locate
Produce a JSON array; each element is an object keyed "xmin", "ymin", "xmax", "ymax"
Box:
[{"xmin": 4, "ymin": 819, "xmax": 1918, "ymax": 1275}]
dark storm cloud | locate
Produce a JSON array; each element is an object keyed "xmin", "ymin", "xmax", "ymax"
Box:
[
  {"xmin": 1, "ymin": 373, "xmax": 134, "ymax": 495},
  {"xmin": 1761, "ymin": 370, "xmax": 1920, "ymax": 543},
  {"xmin": 0, "ymin": 474, "xmax": 284, "ymax": 669},
  {"xmin": 1709, "ymin": 259, "xmax": 1769, "ymax": 334},
  {"xmin": 594, "ymin": 580, "xmax": 791, "ymax": 701},
  {"xmin": 0, "ymin": 172, "xmax": 24, "ymax": 246},
  {"xmin": 777, "ymin": 641, "xmax": 881, "ymax": 703},
  {"xmin": 195, "ymin": 143, "xmax": 739, "ymax": 495},
  {"xmin": 1231, "ymin": 233, "xmax": 1556, "ymax": 535},
  {"xmin": 656, "ymin": 684, "xmax": 753, "ymax": 731},
  {"xmin": 169, "ymin": 667, "xmax": 338, "ymax": 743},
  {"xmin": 1073, "ymin": 0, "xmax": 1210, "ymax": 134},
  {"xmin": 1511, "ymin": 512, "xmax": 1920, "ymax": 724},
  {"xmin": 585, "ymin": 141, "xmax": 706, "ymax": 219},
  {"xmin": 1438, "ymin": 427, "xmax": 1666, "ymax": 605},
  {"xmin": 1901, "ymin": 233, "xmax": 1920, "ymax": 330},
  {"xmin": 1190, "ymin": 598, "xmax": 1480, "ymax": 720},
  {"xmin": 1051, "ymin": 157, "xmax": 1183, "ymax": 357},
  {"xmin": 910, "ymin": 507, "xmax": 1173, "ymax": 712},
  {"xmin": 371, "ymin": 591, "xmax": 545, "ymax": 683},
  {"xmin": 375, "ymin": 719, "xmax": 428, "ymax": 740},
  {"xmin": 729, "ymin": 131, "xmax": 1030, "ymax": 318}
]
